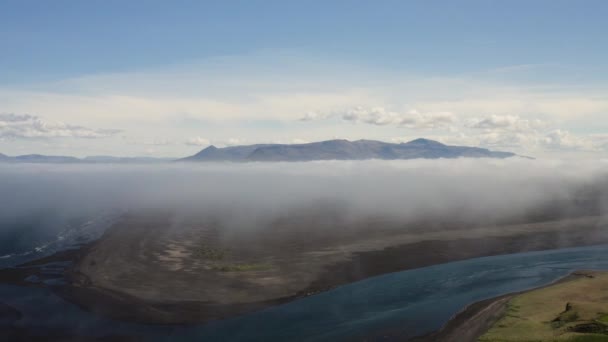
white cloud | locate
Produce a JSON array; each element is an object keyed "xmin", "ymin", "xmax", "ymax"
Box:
[
  {"xmin": 298, "ymin": 109, "xmax": 608, "ymax": 154},
  {"xmin": 0, "ymin": 113, "xmax": 119, "ymax": 140},
  {"xmin": 271, "ymin": 138, "xmax": 311, "ymax": 144},
  {"xmin": 185, "ymin": 136, "xmax": 210, "ymax": 146},
  {"xmin": 463, "ymin": 115, "xmax": 597, "ymax": 151},
  {"xmin": 291, "ymin": 138, "xmax": 310, "ymax": 144},
  {"xmin": 403, "ymin": 110, "xmax": 456, "ymax": 129},
  {"xmin": 341, "ymin": 107, "xmax": 402, "ymax": 125},
  {"xmin": 590, "ymin": 134, "xmax": 608, "ymax": 151},
  {"xmin": 541, "ymin": 130, "xmax": 593, "ymax": 151},
  {"xmin": 147, "ymin": 138, "xmax": 172, "ymax": 146},
  {"xmin": 477, "ymin": 131, "xmax": 539, "ymax": 149},
  {"xmin": 185, "ymin": 137, "xmax": 248, "ymax": 148},
  {"xmin": 391, "ymin": 114, "xmax": 608, "ymax": 154},
  {"xmin": 125, "ymin": 137, "xmax": 174, "ymax": 146},
  {"xmin": 464, "ymin": 115, "xmax": 549, "ymax": 149},
  {"xmin": 304, "ymin": 106, "xmax": 456, "ymax": 130},
  {"xmin": 0, "ymin": 51, "xmax": 607, "ymax": 157},
  {"xmin": 299, "ymin": 111, "xmax": 330, "ymax": 122},
  {"xmin": 467, "ymin": 115, "xmax": 546, "ymax": 132},
  {"xmin": 224, "ymin": 138, "xmax": 243, "ymax": 146}
]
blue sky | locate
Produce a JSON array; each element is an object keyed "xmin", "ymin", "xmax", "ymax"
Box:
[{"xmin": 1, "ymin": 1, "xmax": 607, "ymax": 157}]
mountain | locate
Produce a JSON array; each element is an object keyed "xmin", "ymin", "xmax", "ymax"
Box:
[
  {"xmin": 12, "ymin": 154, "xmax": 82, "ymax": 163},
  {"xmin": 0, "ymin": 154, "xmax": 169, "ymax": 164},
  {"xmin": 83, "ymin": 156, "xmax": 172, "ymax": 163},
  {"xmin": 184, "ymin": 144, "xmax": 275, "ymax": 162},
  {"xmin": 0, "ymin": 139, "xmax": 518, "ymax": 164},
  {"xmin": 179, "ymin": 138, "xmax": 517, "ymax": 162}
]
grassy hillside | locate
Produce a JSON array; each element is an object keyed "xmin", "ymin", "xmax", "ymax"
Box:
[{"xmin": 480, "ymin": 271, "xmax": 608, "ymax": 341}]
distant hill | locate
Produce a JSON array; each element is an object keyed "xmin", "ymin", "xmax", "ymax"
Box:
[
  {"xmin": 83, "ymin": 156, "xmax": 172, "ymax": 163},
  {"xmin": 179, "ymin": 138, "xmax": 517, "ymax": 162},
  {"xmin": 0, "ymin": 139, "xmax": 519, "ymax": 164},
  {"xmin": 12, "ymin": 154, "xmax": 82, "ymax": 163},
  {"xmin": 0, "ymin": 154, "xmax": 170, "ymax": 164}
]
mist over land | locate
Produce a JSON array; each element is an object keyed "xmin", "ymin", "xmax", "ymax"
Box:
[
  {"xmin": 2, "ymin": 1, "xmax": 607, "ymax": 340},
  {"xmin": 1, "ymin": 158, "xmax": 607, "ymax": 232},
  {"xmin": 1, "ymin": 158, "xmax": 607, "ymax": 262},
  {"xmin": 2, "ymin": 158, "xmax": 608, "ymax": 330}
]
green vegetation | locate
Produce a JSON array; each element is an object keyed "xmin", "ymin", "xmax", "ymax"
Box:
[
  {"xmin": 194, "ymin": 244, "xmax": 227, "ymax": 260},
  {"xmin": 569, "ymin": 335, "xmax": 608, "ymax": 342},
  {"xmin": 211, "ymin": 263, "xmax": 272, "ymax": 272},
  {"xmin": 552, "ymin": 307, "xmax": 580, "ymax": 329},
  {"xmin": 597, "ymin": 314, "xmax": 608, "ymax": 324},
  {"xmin": 194, "ymin": 242, "xmax": 272, "ymax": 272},
  {"xmin": 479, "ymin": 272, "xmax": 608, "ymax": 341}
]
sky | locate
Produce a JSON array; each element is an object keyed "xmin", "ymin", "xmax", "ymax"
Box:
[{"xmin": 1, "ymin": 0, "xmax": 607, "ymax": 158}]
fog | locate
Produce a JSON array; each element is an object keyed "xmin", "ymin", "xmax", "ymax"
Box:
[{"xmin": 1, "ymin": 159, "xmax": 608, "ymax": 230}]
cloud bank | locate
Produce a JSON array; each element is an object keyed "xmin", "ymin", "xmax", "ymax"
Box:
[
  {"xmin": 301, "ymin": 108, "xmax": 608, "ymax": 154},
  {"xmin": 1, "ymin": 52, "xmax": 607, "ymax": 158},
  {"xmin": 0, "ymin": 159, "xmax": 606, "ymax": 234},
  {"xmin": 0, "ymin": 113, "xmax": 120, "ymax": 140},
  {"xmin": 302, "ymin": 107, "xmax": 456, "ymax": 130}
]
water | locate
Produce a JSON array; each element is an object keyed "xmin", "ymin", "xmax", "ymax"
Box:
[
  {"xmin": 0, "ymin": 211, "xmax": 120, "ymax": 268},
  {"xmin": 2, "ymin": 244, "xmax": 608, "ymax": 341}
]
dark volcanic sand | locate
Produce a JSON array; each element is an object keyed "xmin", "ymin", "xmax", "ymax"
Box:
[{"xmin": 1, "ymin": 213, "xmax": 607, "ymax": 325}]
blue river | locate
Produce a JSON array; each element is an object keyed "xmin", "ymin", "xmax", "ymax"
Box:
[{"xmin": 2, "ymin": 244, "xmax": 608, "ymax": 341}]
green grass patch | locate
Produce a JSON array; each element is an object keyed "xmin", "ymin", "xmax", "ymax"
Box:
[
  {"xmin": 194, "ymin": 244, "xmax": 228, "ymax": 261},
  {"xmin": 569, "ymin": 335, "xmax": 608, "ymax": 342},
  {"xmin": 479, "ymin": 272, "xmax": 608, "ymax": 341},
  {"xmin": 553, "ymin": 311, "xmax": 581, "ymax": 329},
  {"xmin": 211, "ymin": 263, "xmax": 272, "ymax": 272}
]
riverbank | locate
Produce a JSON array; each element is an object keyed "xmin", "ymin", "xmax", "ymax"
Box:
[
  {"xmin": 1, "ymin": 213, "xmax": 608, "ymax": 326},
  {"xmin": 421, "ymin": 270, "xmax": 605, "ymax": 342},
  {"xmin": 478, "ymin": 270, "xmax": 608, "ymax": 341},
  {"xmin": 410, "ymin": 295, "xmax": 515, "ymax": 342}
]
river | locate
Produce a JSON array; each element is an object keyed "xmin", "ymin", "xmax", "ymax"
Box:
[{"xmin": 2, "ymin": 243, "xmax": 608, "ymax": 341}]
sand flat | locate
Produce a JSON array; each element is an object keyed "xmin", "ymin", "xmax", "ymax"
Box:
[{"xmin": 53, "ymin": 212, "xmax": 608, "ymax": 323}]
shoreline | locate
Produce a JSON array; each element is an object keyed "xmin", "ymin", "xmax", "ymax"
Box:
[
  {"xmin": 416, "ymin": 271, "xmax": 594, "ymax": 342},
  {"xmin": 298, "ymin": 224, "xmax": 608, "ymax": 299},
  {"xmin": 1, "ymin": 214, "xmax": 607, "ymax": 326}
]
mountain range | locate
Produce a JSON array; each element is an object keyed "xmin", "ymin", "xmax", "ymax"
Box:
[
  {"xmin": 0, "ymin": 139, "xmax": 519, "ymax": 164},
  {"xmin": 179, "ymin": 138, "xmax": 517, "ymax": 162},
  {"xmin": 0, "ymin": 154, "xmax": 170, "ymax": 164}
]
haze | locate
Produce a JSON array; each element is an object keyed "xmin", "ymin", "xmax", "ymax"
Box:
[{"xmin": 2, "ymin": 159, "xmax": 607, "ymax": 235}]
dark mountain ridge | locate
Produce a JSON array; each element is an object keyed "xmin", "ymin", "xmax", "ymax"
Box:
[
  {"xmin": 0, "ymin": 139, "xmax": 520, "ymax": 164},
  {"xmin": 180, "ymin": 138, "xmax": 517, "ymax": 162}
]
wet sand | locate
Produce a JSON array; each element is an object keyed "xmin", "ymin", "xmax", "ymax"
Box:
[
  {"xmin": 410, "ymin": 295, "xmax": 516, "ymax": 342},
  {"xmin": 1, "ymin": 213, "xmax": 607, "ymax": 326}
]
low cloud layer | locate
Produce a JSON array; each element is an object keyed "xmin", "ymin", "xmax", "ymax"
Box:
[
  {"xmin": 1, "ymin": 159, "xmax": 607, "ymax": 237},
  {"xmin": 0, "ymin": 113, "xmax": 120, "ymax": 140}
]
